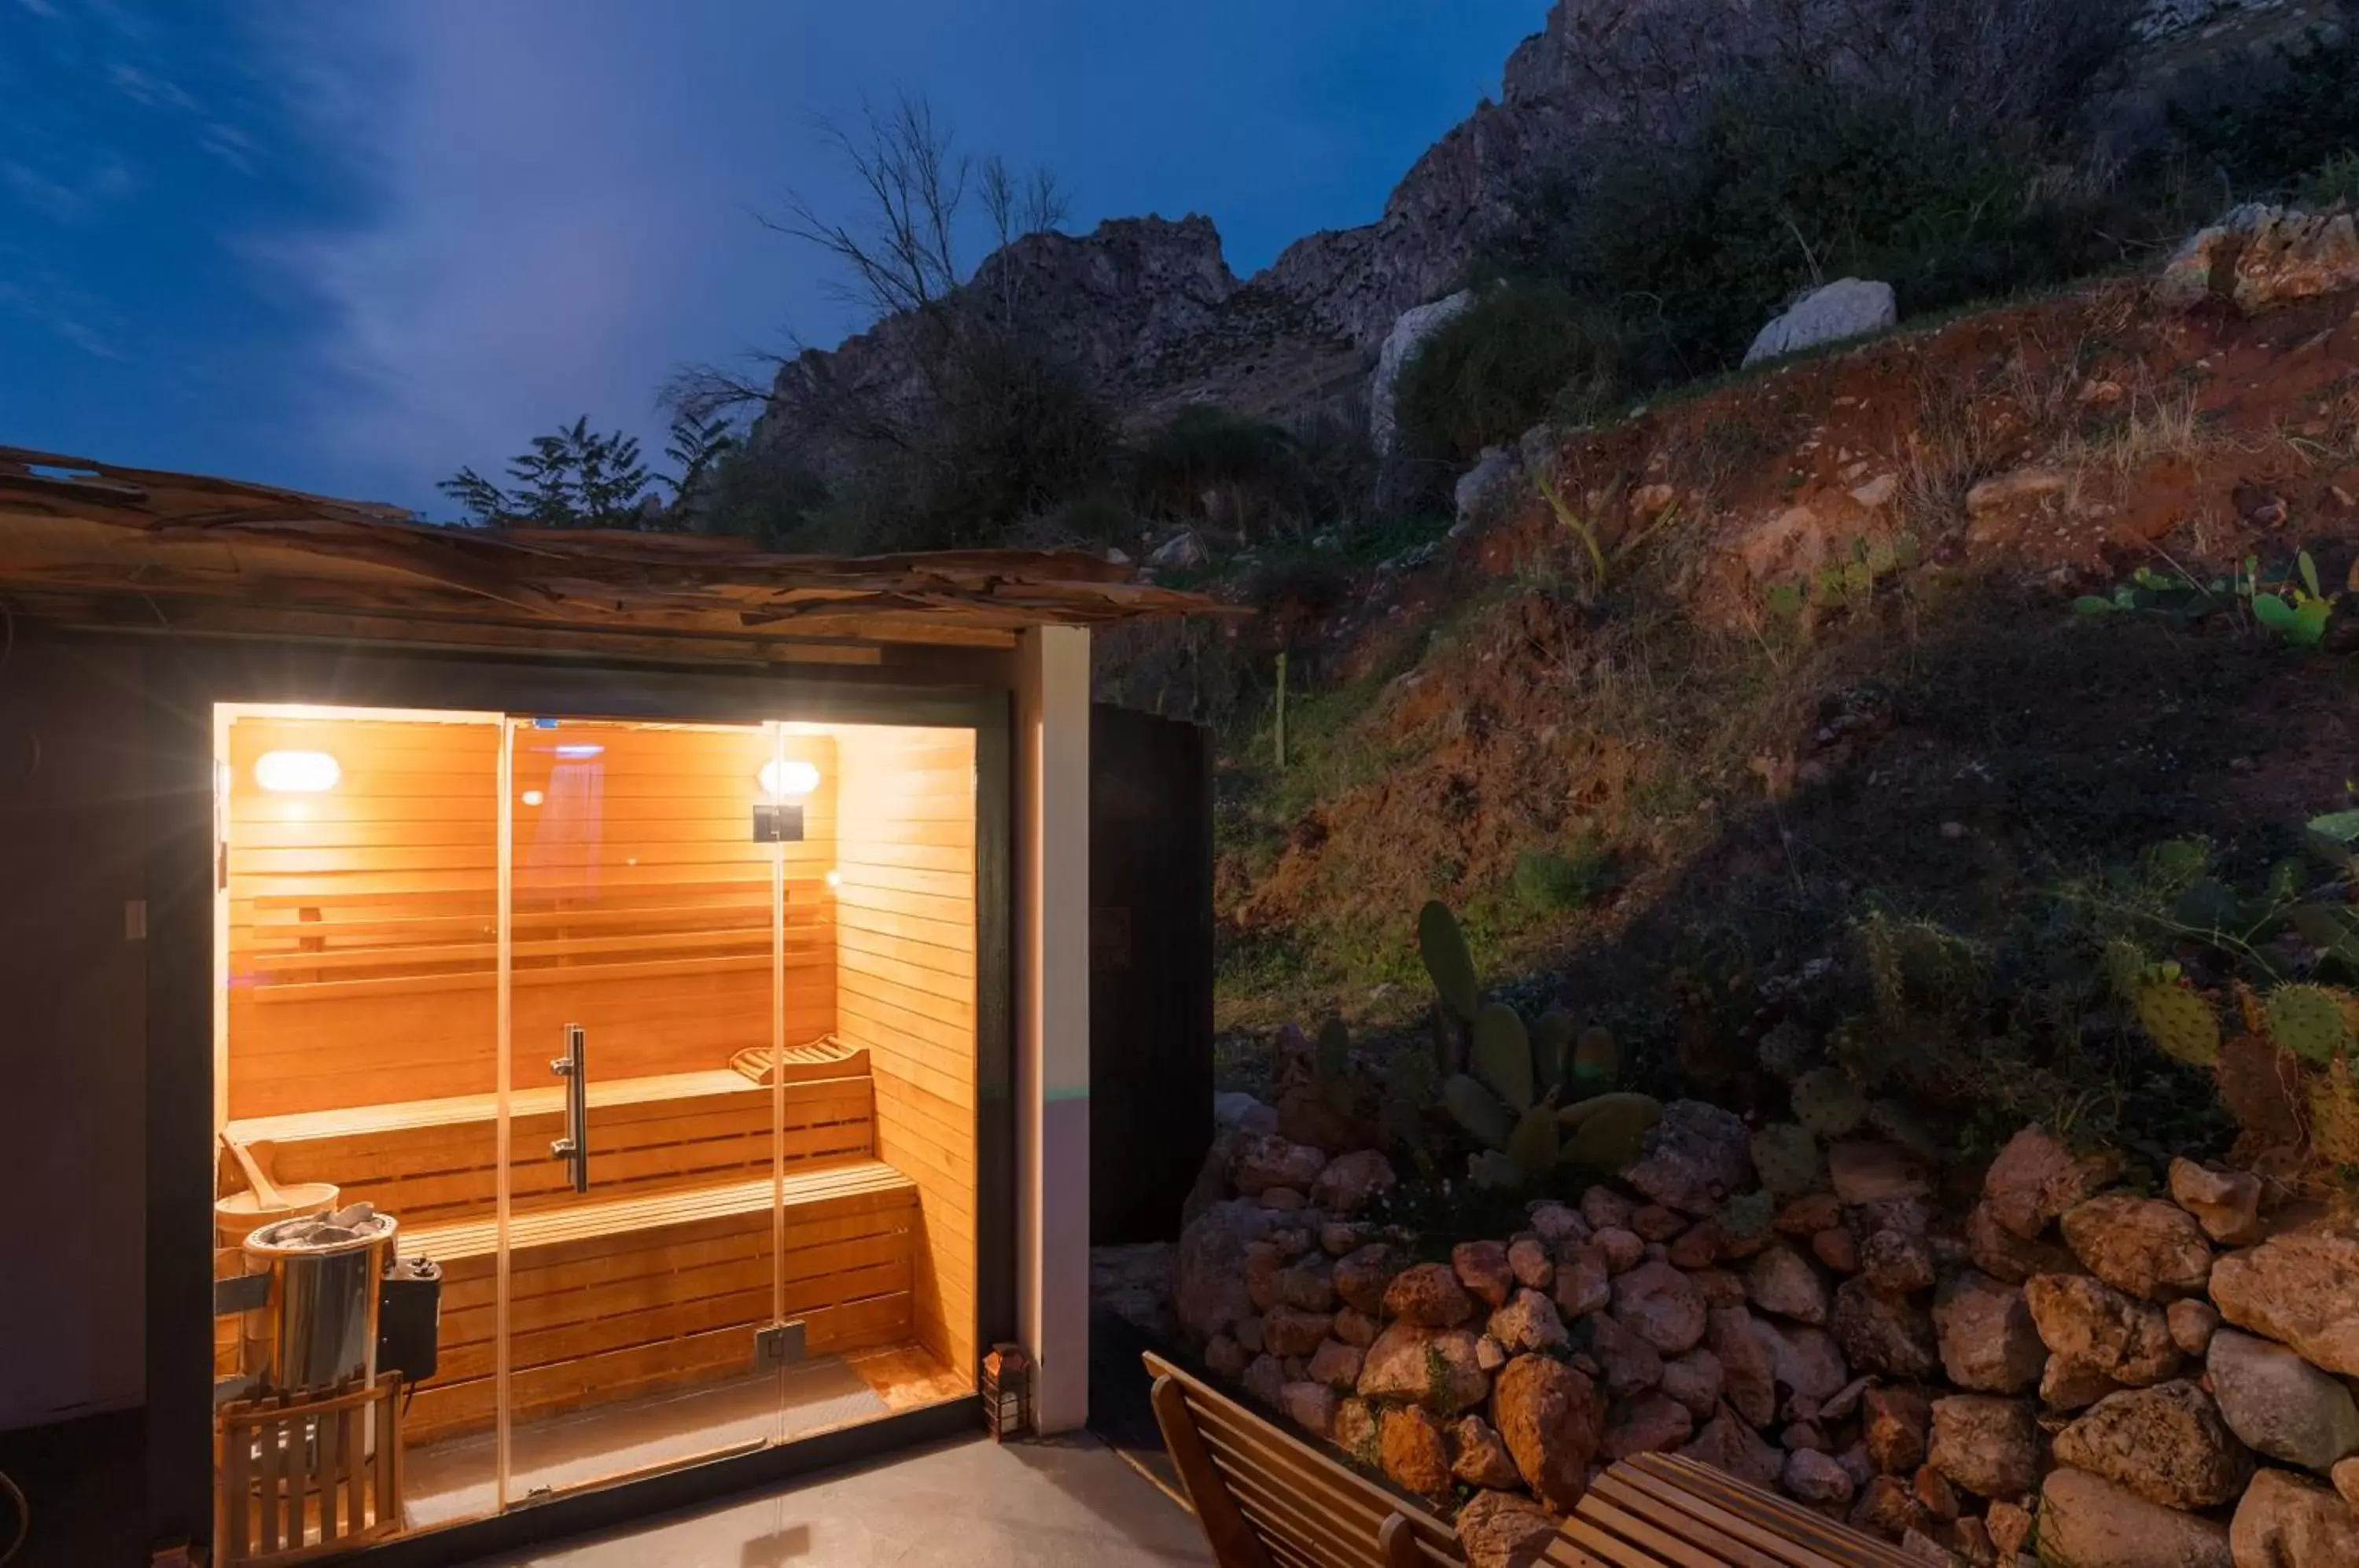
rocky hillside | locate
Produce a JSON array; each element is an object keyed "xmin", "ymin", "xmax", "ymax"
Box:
[
  {"xmin": 1209, "ymin": 209, "xmax": 2359, "ymax": 1044},
  {"xmin": 750, "ymin": 0, "xmax": 2328, "ymax": 477}
]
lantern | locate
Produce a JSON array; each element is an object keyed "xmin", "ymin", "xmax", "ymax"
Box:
[{"xmin": 980, "ymin": 1342, "xmax": 1032, "ymax": 1441}]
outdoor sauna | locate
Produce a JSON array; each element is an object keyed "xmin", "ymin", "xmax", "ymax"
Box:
[
  {"xmin": 212, "ymin": 708, "xmax": 984, "ymax": 1535},
  {"xmin": 0, "ymin": 447, "xmax": 1205, "ymax": 1564}
]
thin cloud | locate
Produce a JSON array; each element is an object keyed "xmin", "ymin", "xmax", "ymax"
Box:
[
  {"xmin": 107, "ymin": 61, "xmax": 200, "ymax": 111},
  {"xmin": 0, "ymin": 275, "xmax": 127, "ymax": 361},
  {"xmin": 1, "ymin": 156, "xmax": 138, "ymax": 225}
]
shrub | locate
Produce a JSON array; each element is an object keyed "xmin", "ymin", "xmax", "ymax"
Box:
[
  {"xmin": 1130, "ymin": 405, "xmax": 1375, "ymax": 539},
  {"xmin": 697, "ymin": 446, "xmax": 831, "ymax": 550},
  {"xmin": 1554, "ymin": 75, "xmax": 2059, "ymax": 383},
  {"xmin": 2168, "ymin": 6, "xmax": 2359, "ymax": 198},
  {"xmin": 2300, "ymin": 150, "xmax": 2359, "ymax": 212},
  {"xmin": 1393, "ymin": 282, "xmax": 1623, "ymax": 467},
  {"xmin": 914, "ymin": 333, "xmax": 1117, "ymax": 547}
]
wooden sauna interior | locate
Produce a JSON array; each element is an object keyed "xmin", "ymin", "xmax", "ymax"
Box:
[{"xmin": 212, "ymin": 705, "xmax": 979, "ymax": 1484}]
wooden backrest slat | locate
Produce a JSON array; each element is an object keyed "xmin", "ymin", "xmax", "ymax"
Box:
[
  {"xmin": 1625, "ymin": 1457, "xmax": 1903, "ymax": 1566},
  {"xmin": 1600, "ymin": 1456, "xmax": 1909, "ymax": 1567},
  {"xmin": 1590, "ymin": 1471, "xmax": 1840, "ymax": 1568},
  {"xmin": 1190, "ymin": 1404, "xmax": 1400, "ymax": 1531},
  {"xmin": 1543, "ymin": 1535, "xmax": 1622, "ymax": 1568},
  {"xmin": 1200, "ymin": 1430, "xmax": 1396, "ymax": 1568},
  {"xmin": 1572, "ymin": 1492, "xmax": 1781, "ymax": 1567},
  {"xmin": 1187, "ymin": 1399, "xmax": 1456, "ymax": 1552},
  {"xmin": 1149, "ymin": 1375, "xmax": 1278, "ymax": 1568},
  {"xmin": 1146, "ymin": 1353, "xmax": 1463, "ymax": 1568},
  {"xmin": 1219, "ymin": 1463, "xmax": 1393, "ymax": 1568}
]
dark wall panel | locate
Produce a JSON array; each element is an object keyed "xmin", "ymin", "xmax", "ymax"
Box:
[{"xmin": 1087, "ymin": 704, "xmax": 1212, "ymax": 1246}]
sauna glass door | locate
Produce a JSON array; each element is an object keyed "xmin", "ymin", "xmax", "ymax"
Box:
[
  {"xmin": 493, "ymin": 717, "xmax": 800, "ymax": 1504},
  {"xmin": 215, "ymin": 705, "xmax": 510, "ymax": 1543}
]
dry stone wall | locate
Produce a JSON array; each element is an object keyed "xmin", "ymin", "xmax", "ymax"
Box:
[{"xmin": 1172, "ymin": 1109, "xmax": 2359, "ymax": 1566}]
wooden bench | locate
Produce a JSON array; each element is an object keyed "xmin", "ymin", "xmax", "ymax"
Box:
[
  {"xmin": 403, "ymin": 1161, "xmax": 916, "ymax": 1440},
  {"xmin": 219, "ymin": 1054, "xmax": 918, "ymax": 1442},
  {"xmin": 1143, "ymin": 1353, "xmax": 1923, "ymax": 1568},
  {"xmin": 222, "ymin": 1051, "xmax": 875, "ymax": 1227}
]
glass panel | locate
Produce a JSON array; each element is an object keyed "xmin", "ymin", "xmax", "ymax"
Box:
[
  {"xmin": 212, "ymin": 705, "xmax": 505, "ymax": 1547},
  {"xmin": 808, "ymin": 723, "xmax": 979, "ymax": 1423},
  {"xmin": 494, "ymin": 717, "xmax": 786, "ymax": 1505}
]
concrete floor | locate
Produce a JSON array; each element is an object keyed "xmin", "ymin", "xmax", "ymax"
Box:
[{"xmin": 462, "ymin": 1431, "xmax": 1213, "ymax": 1567}]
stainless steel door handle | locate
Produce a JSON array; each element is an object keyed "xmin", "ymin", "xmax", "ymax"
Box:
[{"xmin": 550, "ymin": 1022, "xmax": 588, "ymax": 1192}]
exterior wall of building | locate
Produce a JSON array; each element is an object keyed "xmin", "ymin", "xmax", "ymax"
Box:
[
  {"xmin": 0, "ymin": 637, "xmax": 151, "ymax": 1430},
  {"xmin": 1014, "ymin": 626, "xmax": 1091, "ymax": 1434}
]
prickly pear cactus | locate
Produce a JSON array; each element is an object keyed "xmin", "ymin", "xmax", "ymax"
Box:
[
  {"xmin": 1719, "ymin": 1191, "xmax": 1775, "ymax": 1242},
  {"xmin": 2135, "ymin": 981, "xmax": 2221, "ymax": 1067},
  {"xmin": 1316, "ymin": 1018, "xmax": 1352, "ymax": 1082},
  {"xmin": 1559, "ymin": 1093, "xmax": 1662, "ymax": 1171},
  {"xmin": 2266, "ymin": 984, "xmax": 2351, "ymax": 1066},
  {"xmin": 1571, "ymin": 1025, "xmax": 1620, "ymax": 1090},
  {"xmin": 2309, "ymin": 1058, "xmax": 2359, "ymax": 1168},
  {"xmin": 1751, "ymin": 1123, "xmax": 1822, "ymax": 1198},
  {"xmin": 1534, "ymin": 1011, "xmax": 1576, "ymax": 1091},
  {"xmin": 1419, "ymin": 900, "xmax": 1481, "ymax": 1022},
  {"xmin": 1472, "ymin": 1003, "xmax": 1536, "ymax": 1112},
  {"xmin": 1444, "ymin": 1073, "xmax": 1513, "ymax": 1151},
  {"xmin": 1506, "ymin": 1104, "xmax": 1560, "ymax": 1176},
  {"xmin": 1468, "ymin": 1150, "xmax": 1525, "ymax": 1191},
  {"xmin": 1790, "ymin": 1066, "xmax": 1868, "ymax": 1139}
]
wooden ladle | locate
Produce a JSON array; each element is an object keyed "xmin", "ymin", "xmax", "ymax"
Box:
[{"xmin": 221, "ymin": 1131, "xmax": 283, "ymax": 1208}]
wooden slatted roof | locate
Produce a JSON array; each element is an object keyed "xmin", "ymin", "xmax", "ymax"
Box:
[{"xmin": 0, "ymin": 445, "xmax": 1226, "ymax": 654}]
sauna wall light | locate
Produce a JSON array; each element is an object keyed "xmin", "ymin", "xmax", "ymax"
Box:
[
  {"xmin": 757, "ymin": 759, "xmax": 820, "ymax": 798},
  {"xmin": 521, "ymin": 790, "xmax": 545, "ymax": 807},
  {"xmin": 254, "ymin": 751, "xmax": 340, "ymax": 793},
  {"xmin": 554, "ymin": 744, "xmax": 605, "ymax": 760}
]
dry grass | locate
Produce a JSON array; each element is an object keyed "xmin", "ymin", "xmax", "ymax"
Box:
[{"xmin": 2056, "ymin": 377, "xmax": 2215, "ymax": 480}]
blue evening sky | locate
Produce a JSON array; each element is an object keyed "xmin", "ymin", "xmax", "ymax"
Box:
[{"xmin": 0, "ymin": 1, "xmax": 1548, "ymax": 515}]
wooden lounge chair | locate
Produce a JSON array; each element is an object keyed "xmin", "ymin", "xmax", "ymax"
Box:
[
  {"xmin": 1144, "ymin": 1351, "xmax": 1927, "ymax": 1568},
  {"xmin": 1145, "ymin": 1351, "xmax": 1462, "ymax": 1566}
]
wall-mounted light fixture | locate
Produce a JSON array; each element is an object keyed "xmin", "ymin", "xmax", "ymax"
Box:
[
  {"xmin": 521, "ymin": 790, "xmax": 545, "ymax": 808},
  {"xmin": 756, "ymin": 758, "xmax": 820, "ymax": 799},
  {"xmin": 254, "ymin": 751, "xmax": 341, "ymax": 793}
]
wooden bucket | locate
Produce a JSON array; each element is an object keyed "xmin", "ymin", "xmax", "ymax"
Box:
[
  {"xmin": 215, "ymin": 1184, "xmax": 340, "ymax": 1249},
  {"xmin": 215, "ymin": 1184, "xmax": 339, "ymax": 1381}
]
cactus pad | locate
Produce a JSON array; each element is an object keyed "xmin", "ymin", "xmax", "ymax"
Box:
[
  {"xmin": 1471, "ymin": 1003, "xmax": 1536, "ymax": 1112},
  {"xmin": 1750, "ymin": 1123, "xmax": 1822, "ymax": 1198},
  {"xmin": 1419, "ymin": 900, "xmax": 1480, "ymax": 1021},
  {"xmin": 2267, "ymin": 984, "xmax": 2351, "ymax": 1066},
  {"xmin": 1790, "ymin": 1066, "xmax": 1868, "ymax": 1139},
  {"xmin": 1560, "ymin": 1094, "xmax": 1661, "ymax": 1171},
  {"xmin": 1534, "ymin": 1011, "xmax": 1576, "ymax": 1093},
  {"xmin": 1506, "ymin": 1105, "xmax": 1560, "ymax": 1177},
  {"xmin": 1444, "ymin": 1073, "xmax": 1513, "ymax": 1151},
  {"xmin": 1468, "ymin": 1150, "xmax": 1526, "ymax": 1191},
  {"xmin": 1571, "ymin": 1025, "xmax": 1620, "ymax": 1090},
  {"xmin": 1316, "ymin": 1018, "xmax": 1352, "ymax": 1082},
  {"xmin": 2309, "ymin": 1059, "xmax": 2359, "ymax": 1168},
  {"xmin": 2133, "ymin": 981, "xmax": 2221, "ymax": 1066}
]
